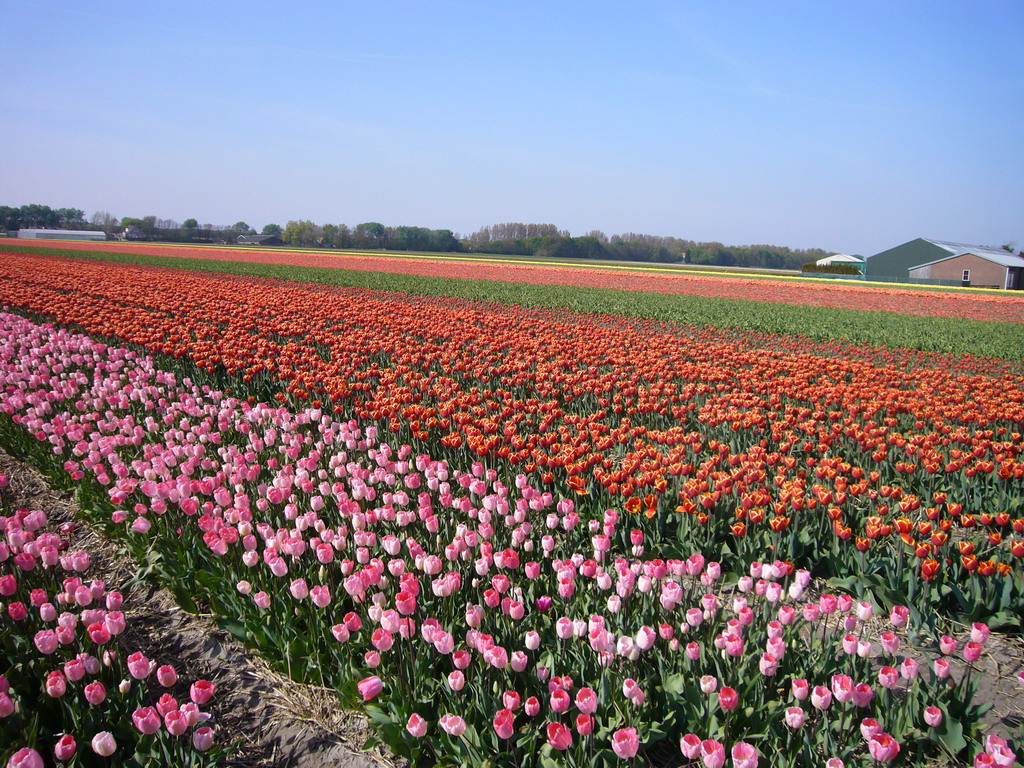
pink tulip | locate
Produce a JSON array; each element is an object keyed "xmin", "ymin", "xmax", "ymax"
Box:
[
  {"xmin": 165, "ymin": 710, "xmax": 189, "ymax": 736},
  {"xmin": 811, "ymin": 686, "xmax": 832, "ymax": 710},
  {"xmin": 440, "ymin": 714, "xmax": 466, "ymax": 736},
  {"xmin": 7, "ymin": 749, "xmax": 44, "ymax": 768},
  {"xmin": 623, "ymin": 678, "xmax": 646, "ymax": 706},
  {"xmin": 406, "ymin": 713, "xmax": 428, "ymax": 737},
  {"xmin": 680, "ymin": 734, "xmax": 702, "ymax": 759},
  {"xmin": 963, "ymin": 642, "xmax": 983, "ymax": 662},
  {"xmin": 86, "ymin": 621, "xmax": 111, "ymax": 644},
  {"xmin": 493, "ymin": 708, "xmax": 515, "ymax": 739},
  {"xmin": 53, "ymin": 734, "xmax": 77, "ymax": 761},
  {"xmin": 987, "ymin": 744, "xmax": 1016, "ymax": 766},
  {"xmin": 984, "ymin": 734, "xmax": 1009, "ymax": 754},
  {"xmin": 180, "ymin": 702, "xmax": 204, "ymax": 727},
  {"xmin": 90, "ymin": 732, "xmax": 117, "ymax": 757},
  {"xmin": 190, "ymin": 679, "xmax": 215, "ymax": 705},
  {"xmin": 791, "ymin": 678, "xmax": 809, "ymax": 700},
  {"xmin": 860, "ymin": 718, "xmax": 882, "ymax": 740},
  {"xmin": 723, "ymin": 633, "xmax": 744, "ymax": 656},
  {"xmin": 126, "ymin": 651, "xmax": 152, "ymax": 680},
  {"xmin": 33, "ymin": 630, "xmax": 58, "ymax": 655},
  {"xmin": 867, "ymin": 733, "xmax": 901, "ymax": 763},
  {"xmin": 611, "ymin": 727, "xmax": 640, "ymax": 759},
  {"xmin": 718, "ymin": 687, "xmax": 738, "ymax": 711},
  {"xmin": 156, "ymin": 665, "xmax": 178, "ymax": 687},
  {"xmin": 878, "ymin": 667, "xmax": 899, "ymax": 689},
  {"xmin": 700, "ymin": 675, "xmax": 718, "ymax": 694},
  {"xmin": 924, "ymin": 706, "xmax": 943, "ymax": 727},
  {"xmin": 784, "ymin": 706, "xmax": 806, "ymax": 728},
  {"xmin": 104, "ymin": 611, "xmax": 126, "ymax": 635},
  {"xmin": 155, "ymin": 693, "xmax": 179, "ymax": 716},
  {"xmin": 372, "ymin": 628, "xmax": 394, "ymax": 652},
  {"xmin": 45, "ymin": 671, "xmax": 66, "ymax": 698},
  {"xmin": 731, "ymin": 742, "xmax": 759, "ymax": 768},
  {"xmin": 575, "ymin": 686, "xmax": 598, "ymax": 714},
  {"xmin": 852, "ymin": 683, "xmax": 874, "ymax": 708},
  {"xmin": 576, "ymin": 713, "xmax": 594, "ymax": 735},
  {"xmin": 900, "ymin": 658, "xmax": 919, "ymax": 681},
  {"xmin": 63, "ymin": 659, "xmax": 85, "ymax": 682},
  {"xmin": 831, "ymin": 674, "xmax": 853, "ymax": 704},
  {"xmin": 84, "ymin": 681, "xmax": 106, "ymax": 706},
  {"xmin": 193, "ymin": 726, "xmax": 215, "ymax": 751},
  {"xmin": 551, "ymin": 688, "xmax": 571, "ymax": 713},
  {"xmin": 357, "ymin": 676, "xmax": 383, "ymax": 701},
  {"xmin": 970, "ymin": 622, "xmax": 990, "ymax": 644},
  {"xmin": 547, "ymin": 722, "xmax": 573, "ymax": 750},
  {"xmin": 701, "ymin": 739, "xmax": 726, "ymax": 768}
]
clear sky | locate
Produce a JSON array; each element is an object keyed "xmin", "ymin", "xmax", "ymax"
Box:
[{"xmin": 2, "ymin": 1, "xmax": 1021, "ymax": 255}]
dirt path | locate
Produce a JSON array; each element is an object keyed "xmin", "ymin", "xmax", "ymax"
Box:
[{"xmin": 0, "ymin": 448, "xmax": 397, "ymax": 768}]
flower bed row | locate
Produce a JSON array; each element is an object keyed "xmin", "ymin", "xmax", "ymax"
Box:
[
  {"xmin": 0, "ymin": 470, "xmax": 224, "ymax": 766},
  {"xmin": 9, "ymin": 239, "xmax": 1024, "ymax": 323},
  {"xmin": 0, "ymin": 312, "xmax": 1019, "ymax": 766}
]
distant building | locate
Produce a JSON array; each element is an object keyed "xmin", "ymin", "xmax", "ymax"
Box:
[
  {"xmin": 909, "ymin": 248, "xmax": 1024, "ymax": 289},
  {"xmin": 119, "ymin": 225, "xmax": 145, "ymax": 241},
  {"xmin": 867, "ymin": 238, "xmax": 1024, "ymax": 288},
  {"xmin": 237, "ymin": 234, "xmax": 283, "ymax": 246},
  {"xmin": 814, "ymin": 254, "xmax": 865, "ymax": 273},
  {"xmin": 17, "ymin": 228, "xmax": 107, "ymax": 241}
]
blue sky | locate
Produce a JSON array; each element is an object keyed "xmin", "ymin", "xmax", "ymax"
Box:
[{"xmin": 2, "ymin": 1, "xmax": 1021, "ymax": 255}]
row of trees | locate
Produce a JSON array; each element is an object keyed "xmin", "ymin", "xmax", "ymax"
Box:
[
  {"xmin": 2, "ymin": 203, "xmax": 828, "ymax": 269},
  {"xmin": 461, "ymin": 224, "xmax": 828, "ymax": 268},
  {"xmin": 0, "ymin": 205, "xmax": 87, "ymax": 231},
  {"xmin": 280, "ymin": 220, "xmax": 460, "ymax": 252},
  {"xmin": 467, "ymin": 223, "xmax": 568, "ymax": 242},
  {"xmin": 119, "ymin": 216, "xmax": 258, "ymax": 243}
]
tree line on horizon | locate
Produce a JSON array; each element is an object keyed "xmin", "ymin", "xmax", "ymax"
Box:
[{"xmin": 0, "ymin": 203, "xmax": 830, "ymax": 270}]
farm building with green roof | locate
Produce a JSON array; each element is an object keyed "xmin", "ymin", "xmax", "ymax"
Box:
[{"xmin": 866, "ymin": 238, "xmax": 1024, "ymax": 289}]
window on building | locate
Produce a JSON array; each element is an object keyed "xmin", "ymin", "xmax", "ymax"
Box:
[{"xmin": 962, "ymin": 269, "xmax": 971, "ymax": 283}]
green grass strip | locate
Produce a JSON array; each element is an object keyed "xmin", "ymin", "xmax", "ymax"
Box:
[{"xmin": 4, "ymin": 243, "xmax": 1024, "ymax": 360}]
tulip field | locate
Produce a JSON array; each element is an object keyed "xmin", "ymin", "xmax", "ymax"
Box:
[
  {"xmin": 7, "ymin": 239, "xmax": 1024, "ymax": 323},
  {"xmin": 0, "ymin": 248, "xmax": 1022, "ymax": 767}
]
